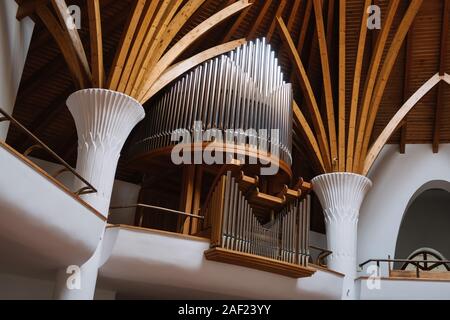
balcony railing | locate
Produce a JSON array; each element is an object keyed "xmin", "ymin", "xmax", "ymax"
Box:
[{"xmin": 0, "ymin": 107, "xmax": 97, "ymax": 196}]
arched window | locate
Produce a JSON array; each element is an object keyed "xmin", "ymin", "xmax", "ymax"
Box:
[{"xmin": 401, "ymin": 248, "xmax": 450, "ymax": 272}]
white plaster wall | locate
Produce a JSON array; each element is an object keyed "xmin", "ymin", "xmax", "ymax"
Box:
[
  {"xmin": 358, "ymin": 144, "xmax": 450, "ymax": 276},
  {"xmin": 358, "ymin": 279, "xmax": 450, "ymax": 300},
  {"xmin": 0, "ymin": 0, "xmax": 34, "ymax": 140}
]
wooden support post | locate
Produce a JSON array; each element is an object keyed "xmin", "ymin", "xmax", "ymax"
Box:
[
  {"xmin": 190, "ymin": 167, "xmax": 204, "ymax": 235},
  {"xmin": 178, "ymin": 165, "xmax": 196, "ymax": 234}
]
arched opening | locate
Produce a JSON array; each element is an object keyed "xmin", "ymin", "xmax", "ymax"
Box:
[{"xmin": 395, "ymin": 182, "xmax": 450, "ymax": 272}]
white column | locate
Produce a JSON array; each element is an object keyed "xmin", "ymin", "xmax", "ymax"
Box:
[
  {"xmin": 0, "ymin": 0, "xmax": 34, "ymax": 140},
  {"xmin": 312, "ymin": 172, "xmax": 372, "ymax": 300},
  {"xmin": 54, "ymin": 89, "xmax": 145, "ymax": 300}
]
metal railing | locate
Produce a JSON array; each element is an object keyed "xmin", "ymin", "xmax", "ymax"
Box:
[
  {"xmin": 0, "ymin": 107, "xmax": 97, "ymax": 195},
  {"xmin": 359, "ymin": 258, "xmax": 450, "ymax": 278},
  {"xmin": 109, "ymin": 204, "xmax": 204, "ymax": 228},
  {"xmin": 309, "ymin": 245, "xmax": 332, "ymax": 267}
]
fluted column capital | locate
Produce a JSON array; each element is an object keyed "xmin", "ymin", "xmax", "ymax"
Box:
[{"xmin": 67, "ymin": 89, "xmax": 145, "ymax": 216}]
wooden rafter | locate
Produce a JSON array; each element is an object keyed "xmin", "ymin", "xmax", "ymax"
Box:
[
  {"xmin": 363, "ymin": 74, "xmax": 441, "ymax": 175},
  {"xmin": 360, "ymin": 0, "xmax": 424, "ymax": 170},
  {"xmin": 400, "ymin": 27, "xmax": 413, "ymax": 154},
  {"xmin": 313, "ymin": 0, "xmax": 337, "ymax": 169},
  {"xmin": 125, "ymin": 0, "xmax": 207, "ymax": 96},
  {"xmin": 137, "ymin": 0, "xmax": 252, "ymax": 103},
  {"xmin": 277, "ymin": 16, "xmax": 331, "ymax": 171},
  {"xmin": 352, "ymin": 0, "xmax": 400, "ymax": 172},
  {"xmin": 432, "ymin": 0, "xmax": 450, "ymax": 153},
  {"xmin": 287, "ymin": 0, "xmax": 302, "ymax": 31},
  {"xmin": 222, "ymin": 0, "xmax": 252, "ymax": 42},
  {"xmin": 293, "ymin": 101, "xmax": 326, "ymax": 174},
  {"xmin": 50, "ymin": 0, "xmax": 91, "ymax": 81},
  {"xmin": 248, "ymin": 0, "xmax": 273, "ymax": 40},
  {"xmin": 87, "ymin": 0, "xmax": 104, "ymax": 88},
  {"xmin": 107, "ymin": 0, "xmax": 146, "ymax": 90},
  {"xmin": 297, "ymin": 0, "xmax": 312, "ymax": 54},
  {"xmin": 338, "ymin": 0, "xmax": 345, "ymax": 172},
  {"xmin": 267, "ymin": 0, "xmax": 287, "ymax": 42},
  {"xmin": 346, "ymin": 0, "xmax": 371, "ymax": 171}
]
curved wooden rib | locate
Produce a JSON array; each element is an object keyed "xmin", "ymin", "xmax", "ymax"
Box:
[
  {"xmin": 360, "ymin": 0, "xmax": 424, "ymax": 172},
  {"xmin": 338, "ymin": 0, "xmax": 346, "ymax": 172},
  {"xmin": 346, "ymin": 0, "xmax": 371, "ymax": 172},
  {"xmin": 137, "ymin": 0, "xmax": 252, "ymax": 103},
  {"xmin": 126, "ymin": 0, "xmax": 207, "ymax": 96},
  {"xmin": 87, "ymin": 0, "xmax": 104, "ymax": 88},
  {"xmin": 352, "ymin": 0, "xmax": 400, "ymax": 172},
  {"xmin": 362, "ymin": 73, "xmax": 441, "ymax": 176},
  {"xmin": 144, "ymin": 39, "xmax": 247, "ymax": 101},
  {"xmin": 313, "ymin": 0, "xmax": 337, "ymax": 168},
  {"xmin": 277, "ymin": 16, "xmax": 331, "ymax": 171},
  {"xmin": 293, "ymin": 101, "xmax": 326, "ymax": 174}
]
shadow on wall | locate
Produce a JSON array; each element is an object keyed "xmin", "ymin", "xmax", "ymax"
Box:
[{"xmin": 394, "ymin": 181, "xmax": 450, "ymax": 265}]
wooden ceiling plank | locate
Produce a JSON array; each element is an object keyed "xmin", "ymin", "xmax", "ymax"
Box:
[
  {"xmin": 346, "ymin": 0, "xmax": 372, "ymax": 171},
  {"xmin": 144, "ymin": 39, "xmax": 247, "ymax": 101},
  {"xmin": 293, "ymin": 100, "xmax": 326, "ymax": 173},
  {"xmin": 87, "ymin": 0, "xmax": 104, "ymax": 88},
  {"xmin": 267, "ymin": 0, "xmax": 287, "ymax": 42},
  {"xmin": 119, "ymin": 0, "xmax": 172, "ymax": 94},
  {"xmin": 313, "ymin": 0, "xmax": 337, "ymax": 169},
  {"xmin": 137, "ymin": 0, "xmax": 252, "ymax": 103},
  {"xmin": 363, "ymin": 73, "xmax": 441, "ymax": 176},
  {"xmin": 35, "ymin": 3, "xmax": 86, "ymax": 88},
  {"xmin": 277, "ymin": 16, "xmax": 331, "ymax": 171},
  {"xmin": 352, "ymin": 0, "xmax": 400, "ymax": 172},
  {"xmin": 107, "ymin": 0, "xmax": 146, "ymax": 91},
  {"xmin": 432, "ymin": 0, "xmax": 449, "ymax": 153},
  {"xmin": 360, "ymin": 0, "xmax": 424, "ymax": 170},
  {"xmin": 248, "ymin": 0, "xmax": 273, "ymax": 40},
  {"xmin": 50, "ymin": 0, "xmax": 91, "ymax": 83},
  {"xmin": 338, "ymin": 0, "xmax": 345, "ymax": 172}
]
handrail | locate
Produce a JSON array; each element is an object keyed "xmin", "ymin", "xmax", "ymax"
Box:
[
  {"xmin": 0, "ymin": 107, "xmax": 97, "ymax": 195},
  {"xmin": 309, "ymin": 245, "xmax": 332, "ymax": 267},
  {"xmin": 359, "ymin": 258, "xmax": 450, "ymax": 278},
  {"xmin": 109, "ymin": 204, "xmax": 205, "ymax": 220}
]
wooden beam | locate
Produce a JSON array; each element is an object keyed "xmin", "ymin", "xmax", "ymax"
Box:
[
  {"xmin": 50, "ymin": 0, "xmax": 91, "ymax": 83},
  {"xmin": 127, "ymin": 0, "xmax": 207, "ymax": 96},
  {"xmin": 144, "ymin": 39, "xmax": 246, "ymax": 101},
  {"xmin": 137, "ymin": 0, "xmax": 252, "ymax": 103},
  {"xmin": 352, "ymin": 0, "xmax": 400, "ymax": 172},
  {"xmin": 362, "ymin": 74, "xmax": 441, "ymax": 176},
  {"xmin": 119, "ymin": 0, "xmax": 173, "ymax": 93},
  {"xmin": 277, "ymin": 17, "xmax": 331, "ymax": 171},
  {"xmin": 107, "ymin": 0, "xmax": 146, "ymax": 90},
  {"xmin": 338, "ymin": 0, "xmax": 345, "ymax": 172},
  {"xmin": 313, "ymin": 0, "xmax": 337, "ymax": 170},
  {"xmin": 248, "ymin": 0, "xmax": 273, "ymax": 40},
  {"xmin": 346, "ymin": 0, "xmax": 372, "ymax": 171},
  {"xmin": 222, "ymin": 0, "xmax": 253, "ymax": 42},
  {"xmin": 400, "ymin": 27, "xmax": 413, "ymax": 154},
  {"xmin": 178, "ymin": 165, "xmax": 196, "ymax": 234},
  {"xmin": 35, "ymin": 3, "xmax": 87, "ymax": 88},
  {"xmin": 267, "ymin": 0, "xmax": 287, "ymax": 42},
  {"xmin": 87, "ymin": 0, "xmax": 104, "ymax": 88},
  {"xmin": 432, "ymin": 0, "xmax": 449, "ymax": 153},
  {"xmin": 287, "ymin": 0, "xmax": 302, "ymax": 31},
  {"xmin": 15, "ymin": 0, "xmax": 42, "ymax": 20},
  {"xmin": 296, "ymin": 0, "xmax": 313, "ymax": 54},
  {"xmin": 360, "ymin": 0, "xmax": 424, "ymax": 171},
  {"xmin": 293, "ymin": 101, "xmax": 326, "ymax": 173}
]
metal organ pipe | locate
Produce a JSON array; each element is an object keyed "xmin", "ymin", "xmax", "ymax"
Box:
[{"xmin": 131, "ymin": 38, "xmax": 293, "ymax": 166}]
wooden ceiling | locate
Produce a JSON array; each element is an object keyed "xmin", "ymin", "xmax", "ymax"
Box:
[{"xmin": 8, "ymin": 0, "xmax": 450, "ymax": 183}]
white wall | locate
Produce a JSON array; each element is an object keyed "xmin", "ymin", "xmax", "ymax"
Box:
[
  {"xmin": 358, "ymin": 144, "xmax": 450, "ymax": 276},
  {"xmin": 395, "ymin": 189, "xmax": 450, "ymax": 260},
  {"xmin": 358, "ymin": 278, "xmax": 450, "ymax": 300},
  {"xmin": 0, "ymin": 0, "xmax": 34, "ymax": 140}
]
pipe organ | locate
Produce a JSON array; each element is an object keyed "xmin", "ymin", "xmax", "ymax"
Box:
[
  {"xmin": 131, "ymin": 38, "xmax": 293, "ymax": 167},
  {"xmin": 205, "ymin": 171, "xmax": 311, "ymax": 268}
]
